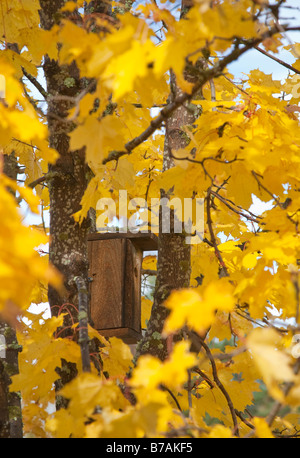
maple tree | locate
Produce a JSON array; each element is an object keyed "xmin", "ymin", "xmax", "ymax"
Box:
[{"xmin": 0, "ymin": 0, "xmax": 300, "ymax": 438}]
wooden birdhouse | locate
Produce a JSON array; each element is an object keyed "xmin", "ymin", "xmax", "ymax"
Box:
[{"xmin": 88, "ymin": 232, "xmax": 158, "ymax": 343}]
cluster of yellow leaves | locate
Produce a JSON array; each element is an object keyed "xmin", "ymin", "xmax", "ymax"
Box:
[
  {"xmin": 56, "ymin": 0, "xmax": 266, "ymax": 172},
  {"xmin": 0, "ymin": 0, "xmax": 40, "ymax": 48},
  {"xmin": 163, "ymin": 279, "xmax": 235, "ymax": 335},
  {"xmin": 16, "ymin": 310, "xmax": 300, "ymax": 438},
  {"xmin": 27, "ymin": 320, "xmax": 195, "ymax": 438},
  {"xmin": 0, "ymin": 173, "xmax": 59, "ymax": 321},
  {"xmin": 0, "ymin": 59, "xmax": 45, "ymax": 144},
  {"xmin": 0, "ymin": 56, "xmax": 60, "ymax": 320},
  {"xmin": 10, "ymin": 313, "xmax": 81, "ymax": 437},
  {"xmin": 55, "ymin": 0, "xmax": 298, "ymax": 244},
  {"xmin": 0, "ymin": 54, "xmax": 57, "ymax": 212},
  {"xmin": 246, "ymin": 328, "xmax": 295, "ymax": 403},
  {"xmin": 0, "ymin": 0, "xmax": 57, "ymax": 65},
  {"xmin": 3, "ymin": 0, "xmax": 300, "ymax": 439}
]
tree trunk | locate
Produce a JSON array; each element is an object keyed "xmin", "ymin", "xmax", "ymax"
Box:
[
  {"xmin": 39, "ymin": 0, "xmax": 91, "ymax": 395},
  {"xmin": 134, "ymin": 83, "xmax": 194, "ymax": 361},
  {"xmin": 39, "ymin": 11, "xmax": 89, "ymax": 324},
  {"xmin": 0, "ymin": 153, "xmax": 23, "ymax": 438},
  {"xmin": 0, "ymin": 323, "xmax": 22, "ymax": 438},
  {"xmin": 39, "ymin": 0, "xmax": 117, "ymax": 394},
  {"xmin": 135, "ymin": 1, "xmax": 202, "ymax": 362}
]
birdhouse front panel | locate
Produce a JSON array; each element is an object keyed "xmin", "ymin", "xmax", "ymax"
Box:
[{"xmin": 88, "ymin": 235, "xmax": 144, "ymax": 343}]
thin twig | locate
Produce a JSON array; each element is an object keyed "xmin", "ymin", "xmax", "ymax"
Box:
[
  {"xmin": 192, "ymin": 366, "xmax": 215, "ymax": 389},
  {"xmin": 28, "ymin": 171, "xmax": 62, "ymax": 189},
  {"xmin": 252, "ymin": 170, "xmax": 297, "ymax": 226},
  {"xmin": 267, "ymin": 358, "xmax": 300, "ymax": 428},
  {"xmin": 234, "ymin": 409, "xmax": 255, "ymax": 430},
  {"xmin": 160, "ymin": 384, "xmax": 182, "ymax": 412},
  {"xmin": 187, "ymin": 369, "xmax": 193, "ymax": 413},
  {"xmin": 28, "ymin": 175, "xmax": 47, "ymax": 189},
  {"xmin": 215, "ymin": 71, "xmax": 250, "ymax": 97},
  {"xmin": 141, "ymin": 269, "xmax": 157, "ymax": 276},
  {"xmin": 170, "ymin": 151, "xmax": 241, "ymax": 167},
  {"xmin": 21, "ymin": 78, "xmax": 46, "ymax": 117},
  {"xmin": 210, "ymin": 189, "xmax": 261, "ymax": 223},
  {"xmin": 21, "ymin": 67, "xmax": 48, "ymax": 100},
  {"xmin": 212, "ymin": 345, "xmax": 247, "ymax": 362},
  {"xmin": 206, "ymin": 188, "xmax": 229, "ymax": 276},
  {"xmin": 47, "ymin": 80, "xmax": 97, "ymax": 122},
  {"xmin": 193, "ymin": 333, "xmax": 240, "ymax": 436},
  {"xmin": 254, "ymin": 45, "xmax": 300, "ymax": 75}
]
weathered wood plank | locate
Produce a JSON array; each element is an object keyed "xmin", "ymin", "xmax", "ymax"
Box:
[
  {"xmin": 89, "ymin": 239, "xmax": 124, "ymax": 330},
  {"xmin": 87, "ymin": 232, "xmax": 158, "ymax": 251},
  {"xmin": 88, "ymin": 235, "xmax": 153, "ymax": 343}
]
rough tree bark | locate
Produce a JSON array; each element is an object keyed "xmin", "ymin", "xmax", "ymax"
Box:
[
  {"xmin": 40, "ymin": 0, "xmax": 90, "ymax": 322},
  {"xmin": 0, "ymin": 153, "xmax": 23, "ymax": 438},
  {"xmin": 39, "ymin": 0, "xmax": 118, "ymax": 395},
  {"xmin": 39, "ymin": 0, "xmax": 92, "ymax": 395}
]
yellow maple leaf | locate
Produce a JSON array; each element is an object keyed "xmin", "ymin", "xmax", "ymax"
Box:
[
  {"xmin": 111, "ymin": 157, "xmax": 135, "ymax": 190},
  {"xmin": 227, "ymin": 163, "xmax": 257, "ymax": 209},
  {"xmin": 102, "ymin": 38, "xmax": 155, "ymax": 100},
  {"xmin": 141, "ymin": 296, "xmax": 152, "ymax": 329},
  {"xmin": 0, "ymin": 49, "xmax": 38, "ymax": 79},
  {"xmin": 130, "ymin": 341, "xmax": 196, "ymax": 393},
  {"xmin": 242, "ymin": 252, "xmax": 258, "ymax": 269},
  {"xmin": 246, "ymin": 328, "xmax": 295, "ymax": 401},
  {"xmin": 142, "ymin": 255, "xmax": 157, "ymax": 271},
  {"xmin": 208, "ymin": 424, "xmax": 234, "ymax": 438},
  {"xmin": 252, "ymin": 417, "xmax": 274, "ymax": 438},
  {"xmin": 60, "ymin": 373, "xmax": 129, "ymax": 419},
  {"xmin": 46, "ymin": 407, "xmax": 85, "ymax": 438},
  {"xmin": 101, "ymin": 337, "xmax": 133, "ymax": 380},
  {"xmin": 10, "ymin": 314, "xmax": 80, "ymax": 409},
  {"xmin": 0, "ymin": 175, "xmax": 61, "ymax": 317},
  {"xmin": 70, "ymin": 114, "xmax": 126, "ymax": 166},
  {"xmin": 0, "ymin": 0, "xmax": 40, "ymax": 47},
  {"xmin": 164, "ymin": 279, "xmax": 235, "ymax": 335}
]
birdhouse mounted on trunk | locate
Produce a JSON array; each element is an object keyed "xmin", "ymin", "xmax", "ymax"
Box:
[{"xmin": 88, "ymin": 232, "xmax": 158, "ymax": 343}]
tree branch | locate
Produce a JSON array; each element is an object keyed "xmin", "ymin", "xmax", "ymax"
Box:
[
  {"xmin": 206, "ymin": 188, "xmax": 229, "ymax": 277},
  {"xmin": 210, "ymin": 189, "xmax": 261, "ymax": 224},
  {"xmin": 160, "ymin": 384, "xmax": 182, "ymax": 412},
  {"xmin": 190, "ymin": 332, "xmax": 240, "ymax": 436},
  {"xmin": 141, "ymin": 269, "xmax": 157, "ymax": 276},
  {"xmin": 102, "ymin": 27, "xmax": 288, "ymax": 165},
  {"xmin": 28, "ymin": 175, "xmax": 48, "ymax": 189},
  {"xmin": 266, "ymin": 358, "xmax": 300, "ymax": 428},
  {"xmin": 28, "ymin": 171, "xmax": 63, "ymax": 189},
  {"xmin": 21, "ymin": 67, "xmax": 48, "ymax": 100},
  {"xmin": 254, "ymin": 45, "xmax": 300, "ymax": 75}
]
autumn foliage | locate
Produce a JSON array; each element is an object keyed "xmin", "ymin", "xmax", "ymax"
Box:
[{"xmin": 1, "ymin": 0, "xmax": 300, "ymax": 438}]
